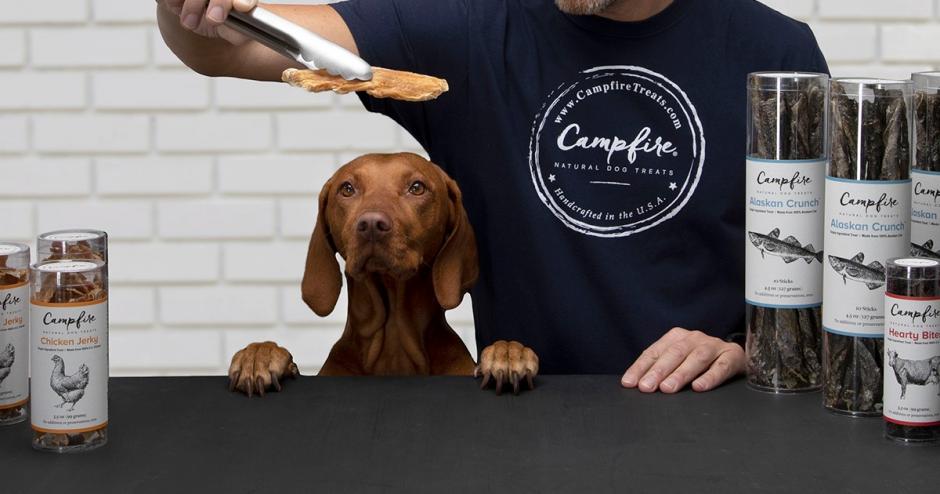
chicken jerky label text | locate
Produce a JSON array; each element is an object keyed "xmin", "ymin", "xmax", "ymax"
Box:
[
  {"xmin": 884, "ymin": 294, "xmax": 940, "ymax": 426},
  {"xmin": 30, "ymin": 299, "xmax": 108, "ymax": 433},
  {"xmin": 823, "ymin": 178, "xmax": 911, "ymax": 337},
  {"xmin": 745, "ymin": 158, "xmax": 825, "ymax": 308},
  {"xmin": 0, "ymin": 283, "xmax": 28, "ymax": 409}
]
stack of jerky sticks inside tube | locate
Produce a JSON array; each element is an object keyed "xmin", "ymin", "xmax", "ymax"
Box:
[
  {"xmin": 823, "ymin": 79, "xmax": 912, "ymax": 415},
  {"xmin": 745, "ymin": 73, "xmax": 827, "ymax": 392}
]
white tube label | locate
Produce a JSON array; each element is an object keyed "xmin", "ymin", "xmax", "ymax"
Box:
[
  {"xmin": 911, "ymin": 170, "xmax": 940, "ymax": 260},
  {"xmin": 30, "ymin": 299, "xmax": 108, "ymax": 433},
  {"xmin": 745, "ymin": 158, "xmax": 825, "ymax": 308},
  {"xmin": 0, "ymin": 281, "xmax": 28, "ymax": 410},
  {"xmin": 884, "ymin": 294, "xmax": 940, "ymax": 426},
  {"xmin": 823, "ymin": 178, "xmax": 911, "ymax": 337}
]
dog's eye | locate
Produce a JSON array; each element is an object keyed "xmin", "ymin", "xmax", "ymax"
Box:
[
  {"xmin": 339, "ymin": 182, "xmax": 356, "ymax": 197},
  {"xmin": 408, "ymin": 181, "xmax": 426, "ymax": 195}
]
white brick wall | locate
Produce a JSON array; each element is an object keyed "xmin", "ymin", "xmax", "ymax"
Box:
[{"xmin": 2, "ymin": 0, "xmax": 934, "ymax": 376}]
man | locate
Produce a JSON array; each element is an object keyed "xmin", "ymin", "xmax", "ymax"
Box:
[{"xmin": 157, "ymin": 0, "xmax": 828, "ymax": 392}]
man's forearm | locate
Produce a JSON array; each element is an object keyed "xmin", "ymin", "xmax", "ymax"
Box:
[{"xmin": 157, "ymin": 3, "xmax": 243, "ymax": 78}]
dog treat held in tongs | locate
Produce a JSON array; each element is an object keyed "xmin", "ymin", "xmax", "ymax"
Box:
[
  {"xmin": 745, "ymin": 73, "xmax": 827, "ymax": 393},
  {"xmin": 283, "ymin": 67, "xmax": 449, "ymax": 102},
  {"xmin": 823, "ymin": 78, "xmax": 913, "ymax": 416}
]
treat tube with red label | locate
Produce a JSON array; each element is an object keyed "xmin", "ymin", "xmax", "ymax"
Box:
[
  {"xmin": 823, "ymin": 78, "xmax": 913, "ymax": 416},
  {"xmin": 29, "ymin": 259, "xmax": 108, "ymax": 453},
  {"xmin": 884, "ymin": 258, "xmax": 940, "ymax": 442},
  {"xmin": 0, "ymin": 242, "xmax": 30, "ymax": 425},
  {"xmin": 911, "ymin": 72, "xmax": 940, "ymax": 260},
  {"xmin": 37, "ymin": 229, "xmax": 108, "ymax": 264},
  {"xmin": 745, "ymin": 72, "xmax": 828, "ymax": 393}
]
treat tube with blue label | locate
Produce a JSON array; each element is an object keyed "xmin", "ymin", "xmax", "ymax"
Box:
[
  {"xmin": 0, "ymin": 243, "xmax": 30, "ymax": 425},
  {"xmin": 745, "ymin": 72, "xmax": 828, "ymax": 393},
  {"xmin": 911, "ymin": 72, "xmax": 940, "ymax": 259},
  {"xmin": 823, "ymin": 78, "xmax": 913, "ymax": 416},
  {"xmin": 30, "ymin": 259, "xmax": 108, "ymax": 453},
  {"xmin": 884, "ymin": 258, "xmax": 940, "ymax": 443}
]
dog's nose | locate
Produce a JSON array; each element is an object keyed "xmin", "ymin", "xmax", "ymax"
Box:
[{"xmin": 356, "ymin": 212, "xmax": 392, "ymax": 239}]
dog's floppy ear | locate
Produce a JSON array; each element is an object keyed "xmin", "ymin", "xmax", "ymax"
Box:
[
  {"xmin": 302, "ymin": 178, "xmax": 343, "ymax": 316},
  {"xmin": 433, "ymin": 174, "xmax": 479, "ymax": 310}
]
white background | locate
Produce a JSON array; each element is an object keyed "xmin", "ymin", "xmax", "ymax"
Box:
[{"xmin": 0, "ymin": 0, "xmax": 937, "ymax": 376}]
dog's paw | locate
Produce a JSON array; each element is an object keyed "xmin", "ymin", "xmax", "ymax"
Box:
[
  {"xmin": 475, "ymin": 340, "xmax": 539, "ymax": 395},
  {"xmin": 228, "ymin": 341, "xmax": 299, "ymax": 397}
]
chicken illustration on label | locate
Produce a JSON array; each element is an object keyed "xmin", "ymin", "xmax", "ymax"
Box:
[
  {"xmin": 886, "ymin": 350, "xmax": 940, "ymax": 399},
  {"xmin": 911, "ymin": 239, "xmax": 940, "ymax": 260},
  {"xmin": 0, "ymin": 344, "xmax": 13, "ymax": 387},
  {"xmin": 49, "ymin": 355, "xmax": 89, "ymax": 411},
  {"xmin": 827, "ymin": 252, "xmax": 886, "ymax": 290},
  {"xmin": 747, "ymin": 228, "xmax": 823, "ymax": 264}
]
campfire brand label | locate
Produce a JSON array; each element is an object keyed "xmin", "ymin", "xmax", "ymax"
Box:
[
  {"xmin": 911, "ymin": 170, "xmax": 940, "ymax": 259},
  {"xmin": 745, "ymin": 158, "xmax": 825, "ymax": 307},
  {"xmin": 528, "ymin": 65, "xmax": 705, "ymax": 237},
  {"xmin": 0, "ymin": 281, "xmax": 28, "ymax": 409},
  {"xmin": 29, "ymin": 299, "xmax": 108, "ymax": 433},
  {"xmin": 823, "ymin": 178, "xmax": 911, "ymax": 337},
  {"xmin": 884, "ymin": 294, "xmax": 940, "ymax": 426}
]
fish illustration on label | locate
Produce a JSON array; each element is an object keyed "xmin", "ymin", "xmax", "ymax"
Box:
[
  {"xmin": 827, "ymin": 252, "xmax": 885, "ymax": 290},
  {"xmin": 747, "ymin": 228, "xmax": 823, "ymax": 264},
  {"xmin": 911, "ymin": 239, "xmax": 940, "ymax": 259}
]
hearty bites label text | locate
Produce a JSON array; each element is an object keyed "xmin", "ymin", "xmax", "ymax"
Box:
[{"xmin": 884, "ymin": 294, "xmax": 940, "ymax": 426}]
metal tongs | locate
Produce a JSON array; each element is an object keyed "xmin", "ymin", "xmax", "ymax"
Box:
[{"xmin": 226, "ymin": 5, "xmax": 373, "ymax": 81}]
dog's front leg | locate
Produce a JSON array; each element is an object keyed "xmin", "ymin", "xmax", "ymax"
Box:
[
  {"xmin": 475, "ymin": 340, "xmax": 539, "ymax": 395},
  {"xmin": 228, "ymin": 341, "xmax": 300, "ymax": 397}
]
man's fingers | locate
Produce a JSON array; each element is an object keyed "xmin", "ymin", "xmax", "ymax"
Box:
[
  {"xmin": 621, "ymin": 327, "xmax": 691, "ymax": 387},
  {"xmin": 660, "ymin": 345, "xmax": 719, "ymax": 393},
  {"xmin": 233, "ymin": 0, "xmax": 258, "ymax": 12},
  {"xmin": 180, "ymin": 0, "xmax": 210, "ymax": 30},
  {"xmin": 622, "ymin": 351, "xmax": 657, "ymax": 388},
  {"xmin": 205, "ymin": 0, "xmax": 232, "ymax": 24},
  {"xmin": 691, "ymin": 346, "xmax": 745, "ymax": 392},
  {"xmin": 637, "ymin": 343, "xmax": 691, "ymax": 393}
]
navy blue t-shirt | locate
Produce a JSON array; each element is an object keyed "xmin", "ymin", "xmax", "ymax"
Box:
[{"xmin": 332, "ymin": 0, "xmax": 829, "ymax": 374}]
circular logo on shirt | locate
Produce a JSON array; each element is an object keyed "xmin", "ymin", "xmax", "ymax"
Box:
[{"xmin": 528, "ymin": 66, "xmax": 705, "ymax": 237}]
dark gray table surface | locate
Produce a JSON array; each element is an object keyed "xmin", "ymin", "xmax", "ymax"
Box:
[{"xmin": 1, "ymin": 375, "xmax": 938, "ymax": 493}]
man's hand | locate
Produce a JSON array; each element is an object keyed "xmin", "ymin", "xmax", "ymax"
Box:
[
  {"xmin": 621, "ymin": 327, "xmax": 745, "ymax": 393},
  {"xmin": 161, "ymin": 0, "xmax": 257, "ymax": 45}
]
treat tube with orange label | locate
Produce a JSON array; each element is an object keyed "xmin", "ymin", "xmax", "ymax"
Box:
[
  {"xmin": 29, "ymin": 259, "xmax": 108, "ymax": 453},
  {"xmin": 0, "ymin": 242, "xmax": 30, "ymax": 426}
]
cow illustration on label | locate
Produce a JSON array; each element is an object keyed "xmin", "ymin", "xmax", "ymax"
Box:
[
  {"xmin": 887, "ymin": 350, "xmax": 940, "ymax": 399},
  {"xmin": 49, "ymin": 355, "xmax": 89, "ymax": 411},
  {"xmin": 827, "ymin": 252, "xmax": 885, "ymax": 290},
  {"xmin": 911, "ymin": 239, "xmax": 940, "ymax": 259},
  {"xmin": 747, "ymin": 228, "xmax": 823, "ymax": 264}
]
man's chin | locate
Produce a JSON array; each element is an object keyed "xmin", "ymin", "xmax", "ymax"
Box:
[{"xmin": 555, "ymin": 0, "xmax": 616, "ymax": 16}]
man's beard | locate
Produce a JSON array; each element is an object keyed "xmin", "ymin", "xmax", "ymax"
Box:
[{"xmin": 555, "ymin": 0, "xmax": 617, "ymax": 15}]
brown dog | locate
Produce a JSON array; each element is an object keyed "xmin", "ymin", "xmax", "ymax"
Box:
[{"xmin": 228, "ymin": 153, "xmax": 538, "ymax": 395}]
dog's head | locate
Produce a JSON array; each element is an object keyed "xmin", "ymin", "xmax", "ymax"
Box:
[{"xmin": 301, "ymin": 153, "xmax": 478, "ymax": 316}]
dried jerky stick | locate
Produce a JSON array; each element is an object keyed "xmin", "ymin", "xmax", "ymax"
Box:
[{"xmin": 283, "ymin": 67, "xmax": 449, "ymax": 102}]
